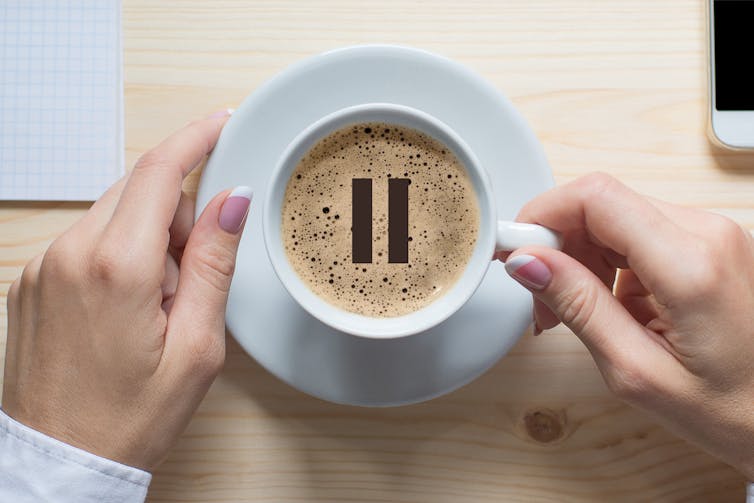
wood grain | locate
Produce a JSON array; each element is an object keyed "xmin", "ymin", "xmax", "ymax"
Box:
[{"xmin": 1, "ymin": 0, "xmax": 752, "ymax": 500}]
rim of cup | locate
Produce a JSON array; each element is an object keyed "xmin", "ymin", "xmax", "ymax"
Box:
[{"xmin": 263, "ymin": 103, "xmax": 498, "ymax": 339}]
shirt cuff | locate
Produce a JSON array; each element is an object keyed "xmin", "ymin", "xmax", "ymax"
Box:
[{"xmin": 0, "ymin": 408, "xmax": 151, "ymax": 503}]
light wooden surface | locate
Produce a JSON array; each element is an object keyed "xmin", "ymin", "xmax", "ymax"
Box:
[{"xmin": 2, "ymin": 0, "xmax": 753, "ymax": 500}]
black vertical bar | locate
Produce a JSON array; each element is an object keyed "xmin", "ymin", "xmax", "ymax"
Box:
[
  {"xmin": 388, "ymin": 178, "xmax": 410, "ymax": 263},
  {"xmin": 352, "ymin": 178, "xmax": 372, "ymax": 263}
]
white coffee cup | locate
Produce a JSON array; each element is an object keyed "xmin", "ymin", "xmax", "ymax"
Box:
[{"xmin": 263, "ymin": 103, "xmax": 560, "ymax": 339}]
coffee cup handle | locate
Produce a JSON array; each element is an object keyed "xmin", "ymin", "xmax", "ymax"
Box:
[{"xmin": 495, "ymin": 220, "xmax": 563, "ymax": 252}]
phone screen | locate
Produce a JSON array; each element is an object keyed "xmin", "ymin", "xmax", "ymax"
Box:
[{"xmin": 714, "ymin": 0, "xmax": 754, "ymax": 110}]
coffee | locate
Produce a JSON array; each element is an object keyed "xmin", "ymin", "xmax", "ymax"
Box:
[{"xmin": 281, "ymin": 122, "xmax": 480, "ymax": 317}]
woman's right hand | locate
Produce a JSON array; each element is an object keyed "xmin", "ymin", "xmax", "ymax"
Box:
[{"xmin": 502, "ymin": 173, "xmax": 754, "ymax": 479}]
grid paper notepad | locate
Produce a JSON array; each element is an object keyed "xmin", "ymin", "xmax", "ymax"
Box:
[{"xmin": 0, "ymin": 0, "xmax": 123, "ymax": 201}]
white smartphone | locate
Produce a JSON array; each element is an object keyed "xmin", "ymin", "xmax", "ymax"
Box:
[{"xmin": 709, "ymin": 0, "xmax": 754, "ymax": 149}]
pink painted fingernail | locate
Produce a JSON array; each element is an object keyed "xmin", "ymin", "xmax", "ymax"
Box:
[
  {"xmin": 209, "ymin": 108, "xmax": 234, "ymax": 119},
  {"xmin": 219, "ymin": 186, "xmax": 253, "ymax": 234},
  {"xmin": 505, "ymin": 254, "xmax": 552, "ymax": 291}
]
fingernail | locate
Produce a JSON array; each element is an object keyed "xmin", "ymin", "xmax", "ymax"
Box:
[
  {"xmin": 219, "ymin": 186, "xmax": 253, "ymax": 234},
  {"xmin": 505, "ymin": 254, "xmax": 552, "ymax": 291},
  {"xmin": 209, "ymin": 108, "xmax": 234, "ymax": 119}
]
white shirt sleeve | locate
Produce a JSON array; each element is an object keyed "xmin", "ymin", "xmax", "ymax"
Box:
[
  {"xmin": 748, "ymin": 482, "xmax": 754, "ymax": 503},
  {"xmin": 0, "ymin": 408, "xmax": 151, "ymax": 502}
]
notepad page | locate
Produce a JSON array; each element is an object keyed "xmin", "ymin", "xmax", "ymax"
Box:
[{"xmin": 0, "ymin": 0, "xmax": 123, "ymax": 201}]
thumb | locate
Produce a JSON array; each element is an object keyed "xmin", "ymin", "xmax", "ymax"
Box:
[
  {"xmin": 167, "ymin": 186, "xmax": 252, "ymax": 370},
  {"xmin": 503, "ymin": 246, "xmax": 657, "ymax": 367}
]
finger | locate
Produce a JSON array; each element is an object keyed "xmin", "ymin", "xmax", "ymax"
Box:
[
  {"xmin": 107, "ymin": 111, "xmax": 232, "ymax": 257},
  {"xmin": 561, "ymin": 228, "xmax": 619, "ymax": 290},
  {"xmin": 618, "ymin": 294, "xmax": 663, "ymax": 328},
  {"xmin": 161, "ymin": 254, "xmax": 180, "ymax": 314},
  {"xmin": 65, "ymin": 175, "xmax": 129, "ymax": 239},
  {"xmin": 517, "ymin": 173, "xmax": 697, "ymax": 303},
  {"xmin": 645, "ymin": 197, "xmax": 723, "ymax": 236},
  {"xmin": 502, "ymin": 230, "xmax": 626, "ymax": 334},
  {"xmin": 169, "ymin": 191, "xmax": 195, "ymax": 251},
  {"xmin": 614, "ymin": 268, "xmax": 662, "ymax": 326},
  {"xmin": 647, "ymin": 196, "xmax": 754, "ymax": 255},
  {"xmin": 533, "ymin": 297, "xmax": 560, "ymax": 332},
  {"xmin": 504, "ymin": 247, "xmax": 672, "ymax": 376},
  {"xmin": 500, "ymin": 242, "xmax": 628, "ymax": 271},
  {"xmin": 164, "ymin": 186, "xmax": 252, "ymax": 378},
  {"xmin": 614, "ymin": 268, "xmax": 649, "ymax": 297},
  {"xmin": 528, "ymin": 228, "xmax": 619, "ymax": 334}
]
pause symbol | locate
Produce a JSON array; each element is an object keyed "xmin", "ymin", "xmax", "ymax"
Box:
[{"xmin": 352, "ymin": 178, "xmax": 410, "ymax": 264}]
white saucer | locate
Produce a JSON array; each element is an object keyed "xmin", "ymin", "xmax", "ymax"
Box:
[{"xmin": 196, "ymin": 45, "xmax": 554, "ymax": 407}]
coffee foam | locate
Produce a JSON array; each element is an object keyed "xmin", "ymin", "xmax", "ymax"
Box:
[{"xmin": 281, "ymin": 122, "xmax": 480, "ymax": 317}]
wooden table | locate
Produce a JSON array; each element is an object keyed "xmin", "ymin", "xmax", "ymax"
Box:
[{"xmin": 2, "ymin": 1, "xmax": 752, "ymax": 500}]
